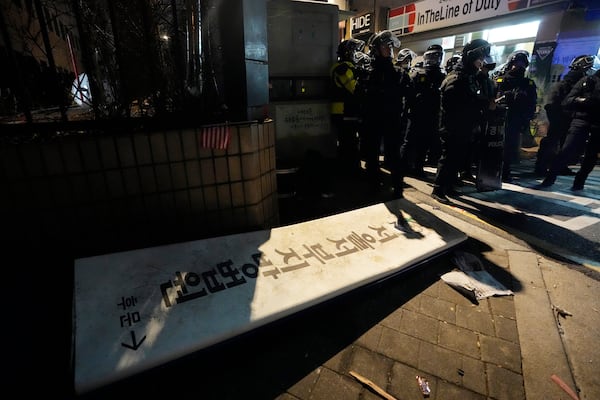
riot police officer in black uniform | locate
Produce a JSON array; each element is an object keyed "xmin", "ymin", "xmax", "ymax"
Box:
[
  {"xmin": 394, "ymin": 48, "xmax": 416, "ymax": 166},
  {"xmin": 535, "ymin": 55, "xmax": 595, "ymax": 175},
  {"xmin": 494, "ymin": 50, "xmax": 537, "ymax": 182},
  {"xmin": 402, "ymin": 44, "xmax": 446, "ymax": 177},
  {"xmin": 431, "ymin": 39, "xmax": 491, "ymax": 204},
  {"xmin": 541, "ymin": 68, "xmax": 600, "ymax": 190},
  {"xmin": 460, "ymin": 55, "xmax": 497, "ymax": 183},
  {"xmin": 361, "ymin": 30, "xmax": 406, "ymax": 197}
]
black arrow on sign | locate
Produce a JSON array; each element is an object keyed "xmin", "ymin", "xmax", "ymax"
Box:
[{"xmin": 121, "ymin": 330, "xmax": 146, "ymax": 350}]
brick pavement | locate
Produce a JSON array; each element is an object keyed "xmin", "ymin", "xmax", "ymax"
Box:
[{"xmin": 267, "ymin": 223, "xmax": 529, "ymax": 400}]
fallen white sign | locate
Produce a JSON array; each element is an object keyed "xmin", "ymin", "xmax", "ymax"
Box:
[{"xmin": 73, "ymin": 199, "xmax": 467, "ymax": 394}]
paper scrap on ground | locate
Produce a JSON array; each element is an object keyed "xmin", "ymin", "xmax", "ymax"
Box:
[{"xmin": 441, "ymin": 251, "xmax": 514, "ymax": 301}]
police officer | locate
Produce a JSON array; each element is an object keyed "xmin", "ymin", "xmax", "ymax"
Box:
[
  {"xmin": 362, "ymin": 30, "xmax": 406, "ymax": 197},
  {"xmin": 535, "ymin": 55, "xmax": 595, "ymax": 175},
  {"xmin": 460, "ymin": 55, "xmax": 497, "ymax": 183},
  {"xmin": 395, "ymin": 48, "xmax": 417, "ymax": 73},
  {"xmin": 402, "ymin": 44, "xmax": 446, "ymax": 177},
  {"xmin": 445, "ymin": 54, "xmax": 461, "ymax": 74},
  {"xmin": 541, "ymin": 68, "xmax": 600, "ymax": 190},
  {"xmin": 330, "ymin": 38, "xmax": 366, "ymax": 177},
  {"xmin": 494, "ymin": 50, "xmax": 537, "ymax": 182},
  {"xmin": 431, "ymin": 39, "xmax": 491, "ymax": 204},
  {"xmin": 394, "ymin": 48, "xmax": 416, "ymax": 165}
]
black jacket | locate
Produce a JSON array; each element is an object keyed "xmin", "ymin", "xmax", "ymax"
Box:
[
  {"xmin": 544, "ymin": 69, "xmax": 587, "ymax": 118},
  {"xmin": 439, "ymin": 62, "xmax": 482, "ymax": 133},
  {"xmin": 362, "ymin": 56, "xmax": 407, "ymax": 121},
  {"xmin": 562, "ymin": 70, "xmax": 600, "ymax": 125},
  {"xmin": 495, "ymin": 68, "xmax": 537, "ymax": 120},
  {"xmin": 407, "ymin": 66, "xmax": 445, "ymax": 117}
]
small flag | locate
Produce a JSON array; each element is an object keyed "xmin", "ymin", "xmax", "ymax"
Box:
[{"xmin": 201, "ymin": 125, "xmax": 230, "ymax": 150}]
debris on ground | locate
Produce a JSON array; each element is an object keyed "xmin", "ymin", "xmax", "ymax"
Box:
[
  {"xmin": 416, "ymin": 375, "xmax": 431, "ymax": 397},
  {"xmin": 349, "ymin": 371, "xmax": 398, "ymax": 400},
  {"xmin": 552, "ymin": 304, "xmax": 574, "ymax": 334},
  {"xmin": 550, "ymin": 374, "xmax": 580, "ymax": 400},
  {"xmin": 440, "ymin": 251, "xmax": 514, "ymax": 301}
]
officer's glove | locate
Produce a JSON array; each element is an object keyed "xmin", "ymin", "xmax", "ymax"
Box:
[{"xmin": 502, "ymin": 91, "xmax": 515, "ymax": 105}]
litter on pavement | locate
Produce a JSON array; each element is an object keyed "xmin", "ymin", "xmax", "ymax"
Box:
[{"xmin": 441, "ymin": 251, "xmax": 514, "ymax": 301}]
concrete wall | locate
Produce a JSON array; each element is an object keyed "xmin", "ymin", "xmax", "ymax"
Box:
[{"xmin": 0, "ymin": 120, "xmax": 279, "ymax": 256}]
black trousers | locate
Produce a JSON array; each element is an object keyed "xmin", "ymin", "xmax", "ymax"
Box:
[
  {"xmin": 549, "ymin": 118, "xmax": 597, "ymax": 180},
  {"xmin": 331, "ymin": 114, "xmax": 361, "ymax": 175},
  {"xmin": 434, "ymin": 127, "xmax": 471, "ymax": 194},
  {"xmin": 536, "ymin": 110, "xmax": 571, "ymax": 172},
  {"xmin": 574, "ymin": 122, "xmax": 600, "ymax": 185},
  {"xmin": 364, "ymin": 118, "xmax": 404, "ymax": 190}
]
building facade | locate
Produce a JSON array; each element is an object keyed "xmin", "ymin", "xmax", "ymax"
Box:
[{"xmin": 343, "ymin": 0, "xmax": 600, "ymax": 99}]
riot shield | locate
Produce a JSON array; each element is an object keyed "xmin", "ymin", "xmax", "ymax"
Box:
[{"xmin": 476, "ymin": 107, "xmax": 505, "ymax": 192}]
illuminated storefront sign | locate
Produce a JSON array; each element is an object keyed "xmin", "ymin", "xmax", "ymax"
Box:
[
  {"xmin": 351, "ymin": 12, "xmax": 374, "ymax": 36},
  {"xmin": 389, "ymin": 0, "xmax": 562, "ymax": 35}
]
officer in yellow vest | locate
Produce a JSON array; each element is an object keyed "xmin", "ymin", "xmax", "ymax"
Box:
[{"xmin": 330, "ymin": 38, "xmax": 366, "ymax": 177}]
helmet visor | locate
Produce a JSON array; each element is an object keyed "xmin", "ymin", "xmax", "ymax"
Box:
[
  {"xmin": 387, "ymin": 34, "xmax": 401, "ymax": 49},
  {"xmin": 424, "ymin": 51, "xmax": 442, "ymax": 67},
  {"xmin": 466, "ymin": 44, "xmax": 490, "ymax": 61},
  {"xmin": 463, "ymin": 39, "xmax": 490, "ymax": 63},
  {"xmin": 588, "ymin": 56, "xmax": 600, "ymax": 75}
]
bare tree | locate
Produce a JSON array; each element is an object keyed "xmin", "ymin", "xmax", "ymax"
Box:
[{"xmin": 1, "ymin": 0, "xmax": 229, "ymax": 123}]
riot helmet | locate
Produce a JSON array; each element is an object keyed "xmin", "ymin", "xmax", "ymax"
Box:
[
  {"xmin": 396, "ymin": 48, "xmax": 417, "ymax": 68},
  {"xmin": 337, "ymin": 38, "xmax": 365, "ymax": 63},
  {"xmin": 423, "ymin": 45, "xmax": 443, "ymax": 68},
  {"xmin": 462, "ymin": 39, "xmax": 491, "ymax": 65},
  {"xmin": 569, "ymin": 55, "xmax": 594, "ymax": 71},
  {"xmin": 445, "ymin": 54, "xmax": 461, "ymax": 73},
  {"xmin": 354, "ymin": 51, "xmax": 372, "ymax": 70},
  {"xmin": 368, "ymin": 30, "xmax": 401, "ymax": 59},
  {"xmin": 507, "ymin": 50, "xmax": 530, "ymax": 69}
]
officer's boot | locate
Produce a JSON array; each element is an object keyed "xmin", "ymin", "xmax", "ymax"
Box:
[
  {"xmin": 571, "ymin": 173, "xmax": 585, "ymax": 191},
  {"xmin": 431, "ymin": 185, "xmax": 450, "ymax": 204},
  {"xmin": 540, "ymin": 173, "xmax": 556, "ymax": 187}
]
